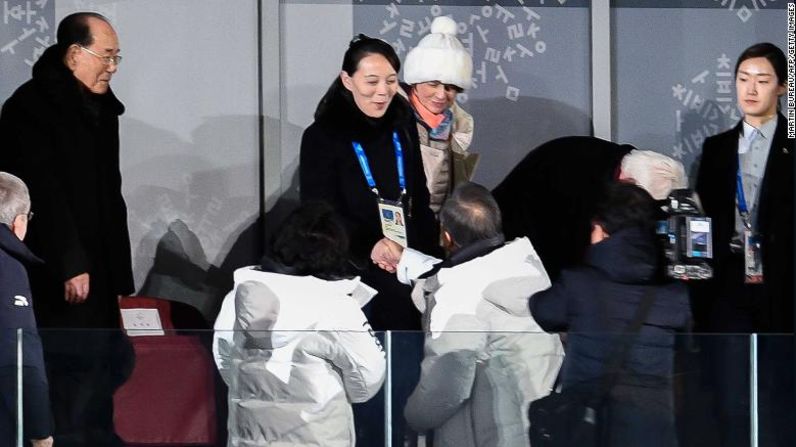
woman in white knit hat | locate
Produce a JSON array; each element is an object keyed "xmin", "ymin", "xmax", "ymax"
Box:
[{"xmin": 402, "ymin": 16, "xmax": 478, "ymax": 216}]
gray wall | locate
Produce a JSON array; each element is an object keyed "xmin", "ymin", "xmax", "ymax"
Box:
[{"xmin": 1, "ymin": 0, "xmax": 55, "ymax": 101}]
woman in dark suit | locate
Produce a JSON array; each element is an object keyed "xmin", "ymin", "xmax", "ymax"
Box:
[
  {"xmin": 694, "ymin": 42, "xmax": 793, "ymax": 447},
  {"xmin": 695, "ymin": 42, "xmax": 792, "ymax": 334}
]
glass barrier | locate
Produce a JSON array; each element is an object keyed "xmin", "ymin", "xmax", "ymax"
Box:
[{"xmin": 6, "ymin": 330, "xmax": 793, "ymax": 446}]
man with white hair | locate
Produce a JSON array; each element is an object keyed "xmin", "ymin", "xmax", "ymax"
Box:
[
  {"xmin": 0, "ymin": 172, "xmax": 53, "ymax": 447},
  {"xmin": 493, "ymin": 136, "xmax": 686, "ymax": 281},
  {"xmin": 619, "ymin": 149, "xmax": 688, "ymax": 201}
]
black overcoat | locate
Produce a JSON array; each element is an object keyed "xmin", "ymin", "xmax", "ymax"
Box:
[
  {"xmin": 493, "ymin": 136, "xmax": 633, "ymax": 281},
  {"xmin": 299, "ymin": 86, "xmax": 438, "ymax": 330},
  {"xmin": 0, "ymin": 46, "xmax": 134, "ymax": 328}
]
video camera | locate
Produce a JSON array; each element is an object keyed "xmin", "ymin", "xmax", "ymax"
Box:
[{"xmin": 656, "ymin": 189, "xmax": 713, "ymax": 280}]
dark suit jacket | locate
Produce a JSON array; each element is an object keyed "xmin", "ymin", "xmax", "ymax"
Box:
[{"xmin": 695, "ymin": 114, "xmax": 794, "ymax": 332}]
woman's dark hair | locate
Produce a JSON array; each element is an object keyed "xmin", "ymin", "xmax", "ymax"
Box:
[
  {"xmin": 56, "ymin": 12, "xmax": 109, "ymax": 58},
  {"xmin": 593, "ymin": 182, "xmax": 657, "ymax": 235},
  {"xmin": 735, "ymin": 42, "xmax": 786, "ymax": 86},
  {"xmin": 314, "ymin": 34, "xmax": 400, "ymax": 120},
  {"xmin": 267, "ymin": 201, "xmax": 353, "ymax": 280}
]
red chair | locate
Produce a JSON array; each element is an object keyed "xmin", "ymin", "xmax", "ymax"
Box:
[{"xmin": 114, "ymin": 296, "xmax": 217, "ymax": 446}]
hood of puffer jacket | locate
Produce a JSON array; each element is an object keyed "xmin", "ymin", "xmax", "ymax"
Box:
[
  {"xmin": 230, "ymin": 266, "xmax": 376, "ymax": 350},
  {"xmin": 429, "ymin": 238, "xmax": 551, "ymax": 334},
  {"xmin": 478, "ymin": 238, "xmax": 551, "ymax": 318}
]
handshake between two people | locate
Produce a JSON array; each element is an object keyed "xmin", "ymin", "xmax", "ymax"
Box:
[{"xmin": 370, "ymin": 237, "xmax": 405, "ymax": 273}]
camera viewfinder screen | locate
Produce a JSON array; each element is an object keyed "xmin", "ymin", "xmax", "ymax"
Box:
[{"xmin": 689, "ymin": 218, "xmax": 711, "ymax": 258}]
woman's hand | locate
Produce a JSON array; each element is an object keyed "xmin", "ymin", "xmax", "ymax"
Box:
[{"xmin": 370, "ymin": 238, "xmax": 403, "ymax": 273}]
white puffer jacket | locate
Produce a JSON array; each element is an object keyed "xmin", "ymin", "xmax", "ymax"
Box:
[
  {"xmin": 213, "ymin": 267, "xmax": 386, "ymax": 447},
  {"xmin": 399, "ymin": 238, "xmax": 564, "ymax": 447}
]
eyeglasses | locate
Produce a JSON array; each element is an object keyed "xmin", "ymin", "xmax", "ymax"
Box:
[
  {"xmin": 79, "ymin": 46, "xmax": 123, "ymax": 66},
  {"xmin": 26, "ymin": 211, "xmax": 33, "ymax": 222}
]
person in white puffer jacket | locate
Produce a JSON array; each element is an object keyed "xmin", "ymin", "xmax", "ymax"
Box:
[
  {"xmin": 372, "ymin": 183, "xmax": 564, "ymax": 447},
  {"xmin": 213, "ymin": 202, "xmax": 385, "ymax": 447}
]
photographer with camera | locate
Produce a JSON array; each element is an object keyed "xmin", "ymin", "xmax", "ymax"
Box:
[{"xmin": 529, "ymin": 182, "xmax": 691, "ymax": 447}]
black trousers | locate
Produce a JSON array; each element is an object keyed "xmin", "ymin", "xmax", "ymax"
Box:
[
  {"xmin": 40, "ymin": 330, "xmax": 133, "ymax": 447},
  {"xmin": 704, "ymin": 254, "xmax": 794, "ymax": 447}
]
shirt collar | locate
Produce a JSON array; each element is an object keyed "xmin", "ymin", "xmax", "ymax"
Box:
[{"xmin": 742, "ymin": 116, "xmax": 777, "ymax": 141}]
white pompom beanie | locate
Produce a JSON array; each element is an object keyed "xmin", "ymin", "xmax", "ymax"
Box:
[{"xmin": 403, "ymin": 16, "xmax": 473, "ymax": 90}]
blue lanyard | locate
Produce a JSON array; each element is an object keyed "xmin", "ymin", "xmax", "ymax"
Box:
[
  {"xmin": 736, "ymin": 171, "xmax": 749, "ymax": 215},
  {"xmin": 736, "ymin": 155, "xmax": 752, "ymax": 229},
  {"xmin": 351, "ymin": 131, "xmax": 406, "ymax": 196}
]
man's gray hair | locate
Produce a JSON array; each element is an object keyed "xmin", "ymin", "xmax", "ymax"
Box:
[
  {"xmin": 620, "ymin": 150, "xmax": 688, "ymax": 200},
  {"xmin": 0, "ymin": 172, "xmax": 30, "ymax": 225},
  {"xmin": 439, "ymin": 182, "xmax": 502, "ymax": 247}
]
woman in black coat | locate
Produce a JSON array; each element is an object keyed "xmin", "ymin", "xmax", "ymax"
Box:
[{"xmin": 299, "ymin": 35, "xmax": 438, "ymax": 331}]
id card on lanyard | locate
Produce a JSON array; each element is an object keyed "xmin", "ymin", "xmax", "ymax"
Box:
[
  {"xmin": 736, "ymin": 167, "xmax": 763, "ymax": 284},
  {"xmin": 352, "ymin": 131, "xmax": 409, "ymax": 248}
]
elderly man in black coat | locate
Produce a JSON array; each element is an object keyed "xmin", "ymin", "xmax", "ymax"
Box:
[
  {"xmin": 0, "ymin": 12, "xmax": 133, "ymax": 446},
  {"xmin": 493, "ymin": 136, "xmax": 686, "ymax": 281}
]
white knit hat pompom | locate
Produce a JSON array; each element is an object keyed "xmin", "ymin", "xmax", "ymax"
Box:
[
  {"xmin": 430, "ymin": 16, "xmax": 458, "ymax": 36},
  {"xmin": 403, "ymin": 16, "xmax": 473, "ymax": 90}
]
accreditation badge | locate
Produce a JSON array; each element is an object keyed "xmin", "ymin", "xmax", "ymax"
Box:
[
  {"xmin": 378, "ymin": 198, "xmax": 408, "ymax": 248},
  {"xmin": 743, "ymin": 228, "xmax": 764, "ymax": 284}
]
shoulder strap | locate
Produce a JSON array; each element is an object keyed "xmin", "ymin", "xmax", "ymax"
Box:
[{"xmin": 589, "ymin": 287, "xmax": 657, "ymax": 406}]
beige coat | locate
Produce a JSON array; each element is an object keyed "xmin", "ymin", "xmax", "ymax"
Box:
[{"xmin": 400, "ymin": 87, "xmax": 478, "ymax": 214}]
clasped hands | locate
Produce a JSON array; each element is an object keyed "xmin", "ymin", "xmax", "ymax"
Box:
[{"xmin": 370, "ymin": 237, "xmax": 404, "ymax": 273}]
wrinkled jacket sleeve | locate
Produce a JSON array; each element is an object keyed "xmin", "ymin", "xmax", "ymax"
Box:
[
  {"xmin": 404, "ymin": 313, "xmax": 487, "ymax": 432},
  {"xmin": 396, "ymin": 248, "xmax": 442, "ymax": 285},
  {"xmin": 529, "ymin": 274, "xmax": 572, "ymax": 333},
  {"xmin": 328, "ymin": 299, "xmax": 386, "ymax": 403}
]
